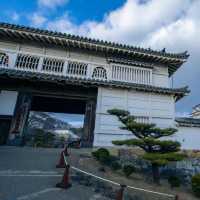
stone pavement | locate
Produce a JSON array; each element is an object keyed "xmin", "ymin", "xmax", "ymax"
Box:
[{"xmin": 0, "ymin": 146, "xmax": 110, "ymax": 200}]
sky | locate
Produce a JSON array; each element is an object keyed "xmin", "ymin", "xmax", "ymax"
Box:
[
  {"xmin": 0, "ymin": 0, "xmax": 200, "ymax": 116},
  {"xmin": 49, "ymin": 113, "xmax": 84, "ymax": 128}
]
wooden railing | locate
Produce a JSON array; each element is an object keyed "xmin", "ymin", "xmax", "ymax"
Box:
[{"xmin": 0, "ymin": 51, "xmax": 153, "ymax": 85}]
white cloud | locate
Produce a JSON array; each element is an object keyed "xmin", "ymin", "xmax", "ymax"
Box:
[
  {"xmin": 38, "ymin": 0, "xmax": 68, "ymax": 8},
  {"xmin": 45, "ymin": 0, "xmax": 200, "ymax": 113},
  {"xmin": 11, "ymin": 12, "xmax": 20, "ymax": 22},
  {"xmin": 47, "ymin": 14, "xmax": 77, "ymax": 33},
  {"xmin": 176, "ymin": 112, "xmax": 191, "ymax": 118},
  {"xmin": 46, "ymin": 0, "xmax": 193, "ymax": 44},
  {"xmin": 30, "ymin": 13, "xmax": 47, "ymax": 27}
]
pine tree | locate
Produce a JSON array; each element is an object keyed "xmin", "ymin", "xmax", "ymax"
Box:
[{"xmin": 108, "ymin": 109, "xmax": 185, "ymax": 184}]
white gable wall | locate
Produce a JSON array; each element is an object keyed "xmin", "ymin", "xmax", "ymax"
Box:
[{"xmin": 93, "ymin": 87, "xmax": 175, "ymax": 146}]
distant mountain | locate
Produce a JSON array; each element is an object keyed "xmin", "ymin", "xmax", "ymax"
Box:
[{"xmin": 27, "ymin": 111, "xmax": 72, "ymax": 130}]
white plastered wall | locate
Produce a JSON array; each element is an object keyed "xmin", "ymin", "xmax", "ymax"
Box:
[
  {"xmin": 0, "ymin": 40, "xmax": 107, "ymax": 66},
  {"xmin": 174, "ymin": 126, "xmax": 200, "ymax": 150},
  {"xmin": 152, "ymin": 66, "xmax": 169, "ymax": 88},
  {"xmin": 93, "ymin": 87, "xmax": 175, "ymax": 146},
  {"xmin": 0, "ymin": 40, "xmax": 171, "ymax": 87},
  {"xmin": 0, "ymin": 90, "xmax": 18, "ymax": 116}
]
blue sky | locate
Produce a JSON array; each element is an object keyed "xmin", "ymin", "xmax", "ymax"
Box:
[
  {"xmin": 0, "ymin": 0, "xmax": 200, "ymax": 115},
  {"xmin": 0, "ymin": 0, "xmax": 125, "ymax": 25}
]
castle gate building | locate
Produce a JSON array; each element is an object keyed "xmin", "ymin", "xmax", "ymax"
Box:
[{"xmin": 0, "ymin": 23, "xmax": 189, "ymax": 147}]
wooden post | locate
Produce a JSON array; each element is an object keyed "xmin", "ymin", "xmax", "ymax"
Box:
[
  {"xmin": 8, "ymin": 92, "xmax": 31, "ymax": 145},
  {"xmin": 116, "ymin": 185, "xmax": 126, "ymax": 200},
  {"xmin": 175, "ymin": 195, "xmax": 179, "ymax": 200},
  {"xmin": 82, "ymin": 99, "xmax": 96, "ymax": 147}
]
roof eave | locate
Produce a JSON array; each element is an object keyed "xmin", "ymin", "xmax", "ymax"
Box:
[
  {"xmin": 0, "ymin": 22, "xmax": 189, "ymax": 62},
  {"xmin": 0, "ymin": 68, "xmax": 189, "ymax": 98}
]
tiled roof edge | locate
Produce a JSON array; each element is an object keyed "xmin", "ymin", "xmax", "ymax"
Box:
[
  {"xmin": 0, "ymin": 68, "xmax": 189, "ymax": 99},
  {"xmin": 0, "ymin": 22, "xmax": 189, "ymax": 60},
  {"xmin": 175, "ymin": 117, "xmax": 200, "ymax": 128}
]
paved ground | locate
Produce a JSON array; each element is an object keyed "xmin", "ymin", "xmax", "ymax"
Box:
[{"xmin": 0, "ymin": 146, "xmax": 109, "ymax": 200}]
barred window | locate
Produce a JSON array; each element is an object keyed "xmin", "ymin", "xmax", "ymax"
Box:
[
  {"xmin": 92, "ymin": 67, "xmax": 107, "ymax": 80},
  {"xmin": 0, "ymin": 52, "xmax": 9, "ymax": 67},
  {"xmin": 112, "ymin": 65, "xmax": 151, "ymax": 84},
  {"xmin": 67, "ymin": 61, "xmax": 87, "ymax": 77},
  {"xmin": 15, "ymin": 54, "xmax": 39, "ymax": 70},
  {"xmin": 42, "ymin": 58, "xmax": 64, "ymax": 74}
]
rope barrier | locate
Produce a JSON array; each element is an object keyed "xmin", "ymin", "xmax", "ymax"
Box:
[
  {"xmin": 62, "ymin": 152, "xmax": 176, "ymax": 199},
  {"xmin": 71, "ymin": 165, "xmax": 120, "ymax": 186},
  {"xmin": 127, "ymin": 185, "xmax": 174, "ymax": 198}
]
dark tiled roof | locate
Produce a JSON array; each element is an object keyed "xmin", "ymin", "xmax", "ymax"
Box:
[
  {"xmin": 175, "ymin": 117, "xmax": 200, "ymax": 128},
  {"xmin": 0, "ymin": 22, "xmax": 189, "ymax": 60},
  {"xmin": 0, "ymin": 68, "xmax": 189, "ymax": 101},
  {"xmin": 107, "ymin": 57, "xmax": 154, "ymax": 69},
  {"xmin": 0, "ymin": 22, "xmax": 189, "ymax": 77}
]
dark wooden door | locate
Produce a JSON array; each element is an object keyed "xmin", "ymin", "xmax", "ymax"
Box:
[{"xmin": 0, "ymin": 118, "xmax": 11, "ymax": 145}]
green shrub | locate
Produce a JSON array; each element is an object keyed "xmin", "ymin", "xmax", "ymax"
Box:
[
  {"xmin": 33, "ymin": 129, "xmax": 45, "ymax": 147},
  {"xmin": 168, "ymin": 176, "xmax": 181, "ymax": 188},
  {"xmin": 192, "ymin": 174, "xmax": 200, "ymax": 197},
  {"xmin": 111, "ymin": 161, "xmax": 121, "ymax": 171},
  {"xmin": 123, "ymin": 165, "xmax": 135, "ymax": 177},
  {"xmin": 92, "ymin": 148, "xmax": 111, "ymax": 164}
]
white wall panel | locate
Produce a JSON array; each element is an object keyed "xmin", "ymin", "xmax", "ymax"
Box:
[
  {"xmin": 101, "ymin": 88, "xmax": 126, "ymax": 98},
  {"xmin": 153, "ymin": 74, "xmax": 169, "ymax": 87},
  {"xmin": 152, "ymin": 66, "xmax": 169, "ymax": 87},
  {"xmin": 0, "ymin": 90, "xmax": 18, "ymax": 116},
  {"xmin": 45, "ymin": 48, "xmax": 68, "ymax": 57},
  {"xmin": 0, "ymin": 41, "xmax": 18, "ymax": 51},
  {"xmin": 94, "ymin": 87, "xmax": 175, "ymax": 146},
  {"xmin": 95, "ymin": 113, "xmax": 129, "ymax": 134},
  {"xmin": 93, "ymin": 133, "xmax": 134, "ymax": 147},
  {"xmin": 151, "ymin": 117, "xmax": 174, "ymax": 128},
  {"xmin": 170, "ymin": 126, "xmax": 200, "ymax": 150},
  {"xmin": 20, "ymin": 45, "xmax": 43, "ymax": 54}
]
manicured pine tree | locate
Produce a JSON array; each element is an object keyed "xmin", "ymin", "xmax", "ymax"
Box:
[{"xmin": 108, "ymin": 109, "xmax": 185, "ymax": 184}]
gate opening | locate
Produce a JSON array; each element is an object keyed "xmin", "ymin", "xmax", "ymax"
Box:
[
  {"xmin": 23, "ymin": 95, "xmax": 92, "ymax": 147},
  {"xmin": 25, "ymin": 111, "xmax": 84, "ymax": 148}
]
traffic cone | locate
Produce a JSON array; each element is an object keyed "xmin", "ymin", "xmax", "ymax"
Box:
[
  {"xmin": 116, "ymin": 185, "xmax": 126, "ymax": 200},
  {"xmin": 56, "ymin": 146, "xmax": 69, "ymax": 168},
  {"xmin": 56, "ymin": 164, "xmax": 72, "ymax": 189}
]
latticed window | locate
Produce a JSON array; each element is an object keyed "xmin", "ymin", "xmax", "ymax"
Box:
[
  {"xmin": 0, "ymin": 52, "xmax": 9, "ymax": 67},
  {"xmin": 15, "ymin": 54, "xmax": 39, "ymax": 70},
  {"xmin": 42, "ymin": 58, "xmax": 64, "ymax": 74},
  {"xmin": 112, "ymin": 65, "xmax": 151, "ymax": 85},
  {"xmin": 92, "ymin": 67, "xmax": 107, "ymax": 80},
  {"xmin": 67, "ymin": 61, "xmax": 87, "ymax": 77}
]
